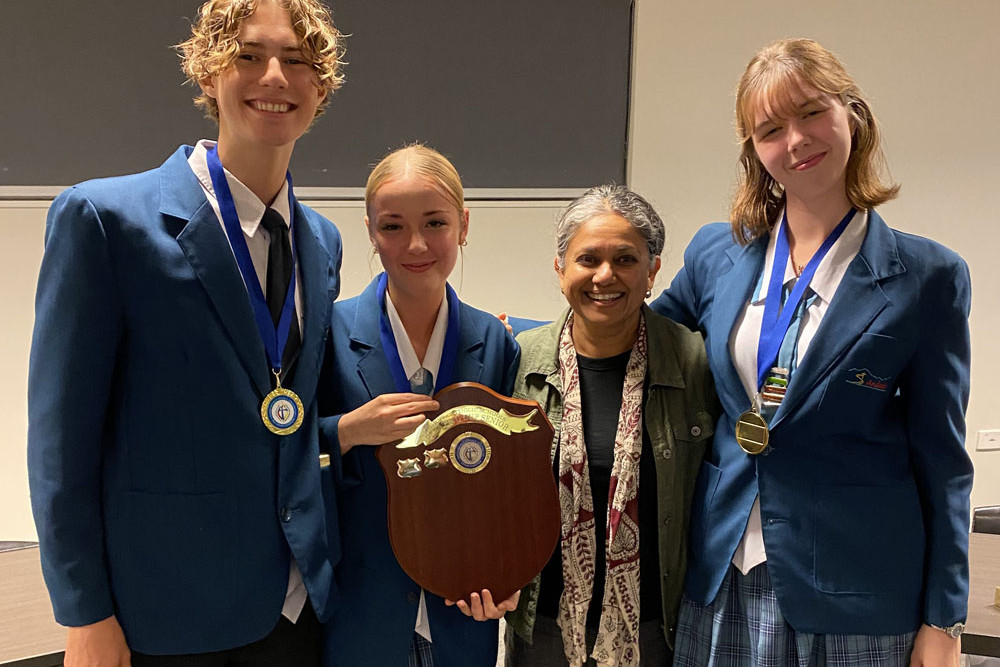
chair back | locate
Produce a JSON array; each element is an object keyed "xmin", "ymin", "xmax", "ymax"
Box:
[{"xmin": 972, "ymin": 506, "xmax": 1000, "ymax": 535}]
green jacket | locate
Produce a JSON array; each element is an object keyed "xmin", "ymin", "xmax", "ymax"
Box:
[{"xmin": 506, "ymin": 306, "xmax": 717, "ymax": 650}]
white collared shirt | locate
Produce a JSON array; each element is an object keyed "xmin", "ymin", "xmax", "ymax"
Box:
[
  {"xmin": 188, "ymin": 140, "xmax": 303, "ymax": 332},
  {"xmin": 729, "ymin": 209, "xmax": 868, "ymax": 574},
  {"xmin": 384, "ymin": 288, "xmax": 449, "ymax": 386},
  {"xmin": 187, "ymin": 139, "xmax": 307, "ymax": 623},
  {"xmin": 385, "ymin": 287, "xmax": 450, "ymax": 642}
]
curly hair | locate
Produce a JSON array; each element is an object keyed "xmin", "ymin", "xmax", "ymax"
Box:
[
  {"xmin": 730, "ymin": 38, "xmax": 898, "ymax": 244},
  {"xmin": 177, "ymin": 0, "xmax": 344, "ymax": 122}
]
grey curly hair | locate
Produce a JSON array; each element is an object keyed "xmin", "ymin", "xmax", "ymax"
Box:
[{"xmin": 555, "ymin": 184, "xmax": 665, "ymax": 269}]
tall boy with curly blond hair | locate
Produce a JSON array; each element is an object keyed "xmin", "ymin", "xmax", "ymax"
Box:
[{"xmin": 28, "ymin": 2, "xmax": 345, "ymax": 665}]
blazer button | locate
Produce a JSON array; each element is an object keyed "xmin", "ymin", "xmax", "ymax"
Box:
[
  {"xmin": 280, "ymin": 507, "xmax": 292, "ymax": 523},
  {"xmin": 661, "ymin": 449, "xmax": 672, "ymax": 460},
  {"xmin": 690, "ymin": 425, "xmax": 702, "ymax": 437},
  {"xmin": 407, "ymin": 591, "xmax": 420, "ymax": 605}
]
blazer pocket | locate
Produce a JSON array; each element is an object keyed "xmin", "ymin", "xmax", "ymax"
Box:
[
  {"xmin": 817, "ymin": 333, "xmax": 912, "ymax": 426},
  {"xmin": 813, "ymin": 482, "xmax": 924, "ymax": 595},
  {"xmin": 109, "ymin": 491, "xmax": 238, "ymax": 612}
]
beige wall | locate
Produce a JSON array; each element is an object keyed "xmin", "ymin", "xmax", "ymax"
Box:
[
  {"xmin": 629, "ymin": 0, "xmax": 1000, "ymax": 510},
  {"xmin": 2, "ymin": 0, "xmax": 998, "ymax": 539},
  {"xmin": 1, "ymin": 202, "xmax": 47, "ymax": 540}
]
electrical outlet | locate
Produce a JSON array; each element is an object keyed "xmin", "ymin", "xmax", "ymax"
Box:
[{"xmin": 977, "ymin": 430, "xmax": 1000, "ymax": 451}]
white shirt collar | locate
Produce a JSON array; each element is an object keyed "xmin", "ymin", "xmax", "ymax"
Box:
[
  {"xmin": 385, "ymin": 287, "xmax": 450, "ymax": 387},
  {"xmin": 754, "ymin": 208, "xmax": 868, "ymax": 305},
  {"xmin": 188, "ymin": 139, "xmax": 292, "ymax": 236}
]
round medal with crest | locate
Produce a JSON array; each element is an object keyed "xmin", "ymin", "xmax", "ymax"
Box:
[
  {"xmin": 261, "ymin": 387, "xmax": 304, "ymax": 435},
  {"xmin": 449, "ymin": 432, "xmax": 492, "ymax": 474}
]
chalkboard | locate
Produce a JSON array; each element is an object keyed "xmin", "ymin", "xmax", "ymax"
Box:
[{"xmin": 1, "ymin": 0, "xmax": 633, "ymax": 191}]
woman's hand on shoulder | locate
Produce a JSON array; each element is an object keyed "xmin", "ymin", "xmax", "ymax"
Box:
[
  {"xmin": 445, "ymin": 589, "xmax": 521, "ymax": 621},
  {"xmin": 909, "ymin": 624, "xmax": 960, "ymax": 667},
  {"xmin": 337, "ymin": 393, "xmax": 438, "ymax": 454},
  {"xmin": 496, "ymin": 312, "xmax": 514, "ymax": 335}
]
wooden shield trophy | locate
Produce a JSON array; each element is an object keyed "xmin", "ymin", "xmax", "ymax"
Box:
[{"xmin": 376, "ymin": 382, "xmax": 560, "ymax": 604}]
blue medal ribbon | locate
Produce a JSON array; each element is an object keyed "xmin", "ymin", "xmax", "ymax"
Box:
[
  {"xmin": 755, "ymin": 207, "xmax": 855, "ymax": 389},
  {"xmin": 206, "ymin": 146, "xmax": 297, "ymax": 377},
  {"xmin": 376, "ymin": 272, "xmax": 461, "ymax": 394}
]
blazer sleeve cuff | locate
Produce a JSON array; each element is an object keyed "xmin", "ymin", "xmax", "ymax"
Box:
[
  {"xmin": 46, "ymin": 568, "xmax": 116, "ymax": 628},
  {"xmin": 318, "ymin": 414, "xmax": 364, "ymax": 489}
]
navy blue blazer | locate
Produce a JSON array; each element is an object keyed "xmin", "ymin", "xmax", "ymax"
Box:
[
  {"xmin": 27, "ymin": 146, "xmax": 343, "ymax": 654},
  {"xmin": 650, "ymin": 213, "xmax": 973, "ymax": 634},
  {"xmin": 319, "ymin": 276, "xmax": 520, "ymax": 667}
]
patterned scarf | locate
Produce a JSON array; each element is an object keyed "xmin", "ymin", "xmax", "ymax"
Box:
[{"xmin": 556, "ymin": 311, "xmax": 648, "ymax": 667}]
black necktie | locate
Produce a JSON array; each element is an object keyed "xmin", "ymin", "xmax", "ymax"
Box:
[{"xmin": 259, "ymin": 208, "xmax": 300, "ymax": 372}]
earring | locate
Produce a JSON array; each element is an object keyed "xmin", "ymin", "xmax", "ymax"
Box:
[
  {"xmin": 460, "ymin": 240, "xmax": 468, "ymax": 247},
  {"xmin": 645, "ymin": 289, "xmax": 652, "ymax": 298}
]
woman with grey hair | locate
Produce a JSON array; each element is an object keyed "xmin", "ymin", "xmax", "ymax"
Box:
[{"xmin": 505, "ymin": 185, "xmax": 717, "ymax": 666}]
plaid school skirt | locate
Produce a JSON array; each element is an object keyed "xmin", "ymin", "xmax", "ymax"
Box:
[
  {"xmin": 673, "ymin": 564, "xmax": 915, "ymax": 667},
  {"xmin": 409, "ymin": 633, "xmax": 435, "ymax": 667}
]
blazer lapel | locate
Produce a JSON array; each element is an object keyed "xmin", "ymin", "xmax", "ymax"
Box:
[
  {"xmin": 288, "ymin": 207, "xmax": 335, "ymax": 408},
  {"xmin": 771, "ymin": 212, "xmax": 903, "ymax": 427},
  {"xmin": 353, "ymin": 282, "xmax": 486, "ymax": 396},
  {"xmin": 711, "ymin": 240, "xmax": 766, "ymax": 417},
  {"xmin": 455, "ymin": 302, "xmax": 486, "ymax": 384},
  {"xmin": 352, "ymin": 279, "xmax": 400, "ymax": 400},
  {"xmin": 166, "ymin": 149, "xmax": 272, "ymax": 397}
]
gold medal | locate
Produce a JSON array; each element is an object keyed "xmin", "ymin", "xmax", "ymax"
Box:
[
  {"xmin": 735, "ymin": 409, "xmax": 769, "ymax": 455},
  {"xmin": 261, "ymin": 372, "xmax": 304, "ymax": 436}
]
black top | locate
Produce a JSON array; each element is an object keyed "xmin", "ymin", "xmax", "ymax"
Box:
[{"xmin": 537, "ymin": 351, "xmax": 663, "ymax": 626}]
